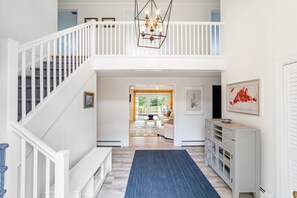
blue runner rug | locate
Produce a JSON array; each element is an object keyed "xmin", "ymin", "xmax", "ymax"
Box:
[{"xmin": 125, "ymin": 150, "xmax": 220, "ymax": 198}]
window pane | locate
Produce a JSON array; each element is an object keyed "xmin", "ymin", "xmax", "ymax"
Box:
[{"xmin": 136, "ymin": 96, "xmax": 147, "ymax": 114}]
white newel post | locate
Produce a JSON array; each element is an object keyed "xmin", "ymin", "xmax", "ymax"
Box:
[
  {"xmin": 90, "ymin": 20, "xmax": 96, "ymax": 57},
  {"xmin": 0, "ymin": 38, "xmax": 19, "ymax": 198},
  {"xmin": 55, "ymin": 150, "xmax": 69, "ymax": 198}
]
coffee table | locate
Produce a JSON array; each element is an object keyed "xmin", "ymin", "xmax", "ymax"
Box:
[{"xmin": 143, "ymin": 116, "xmax": 158, "ymax": 129}]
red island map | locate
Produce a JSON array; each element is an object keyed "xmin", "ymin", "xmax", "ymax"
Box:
[{"xmin": 229, "ymin": 87, "xmax": 257, "ymax": 106}]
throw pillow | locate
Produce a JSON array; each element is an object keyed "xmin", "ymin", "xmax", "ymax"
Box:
[
  {"xmin": 169, "ymin": 111, "xmax": 174, "ymax": 119},
  {"xmin": 167, "ymin": 119, "xmax": 174, "ymax": 125},
  {"xmin": 165, "ymin": 110, "xmax": 171, "ymax": 117}
]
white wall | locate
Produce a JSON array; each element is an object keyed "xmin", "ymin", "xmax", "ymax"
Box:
[
  {"xmin": 221, "ymin": 0, "xmax": 297, "ymax": 196},
  {"xmin": 59, "ymin": 1, "xmax": 220, "ymax": 23},
  {"xmin": 97, "ymin": 77, "xmax": 220, "ymax": 146},
  {"xmin": 0, "ymin": 0, "xmax": 57, "ymax": 44},
  {"xmin": 43, "ymin": 73, "xmax": 97, "ymax": 168}
]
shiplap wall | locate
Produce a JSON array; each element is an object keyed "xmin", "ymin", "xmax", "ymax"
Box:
[{"xmin": 43, "ymin": 73, "xmax": 97, "ymax": 168}]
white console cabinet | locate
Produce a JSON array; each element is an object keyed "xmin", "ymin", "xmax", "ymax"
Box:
[{"xmin": 205, "ymin": 119, "xmax": 260, "ymax": 198}]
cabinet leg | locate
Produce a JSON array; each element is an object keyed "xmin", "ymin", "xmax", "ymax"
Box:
[{"xmin": 232, "ymin": 190, "xmax": 239, "ymax": 198}]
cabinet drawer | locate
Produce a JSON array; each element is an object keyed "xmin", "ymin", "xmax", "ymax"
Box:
[
  {"xmin": 222, "ymin": 128, "xmax": 235, "ymax": 140},
  {"xmin": 222, "ymin": 136, "xmax": 234, "ymax": 148}
]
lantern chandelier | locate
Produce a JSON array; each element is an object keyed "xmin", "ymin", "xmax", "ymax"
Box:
[{"xmin": 134, "ymin": 0, "xmax": 173, "ymax": 49}]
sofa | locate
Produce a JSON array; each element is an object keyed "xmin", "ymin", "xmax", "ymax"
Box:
[
  {"xmin": 159, "ymin": 110, "xmax": 174, "ymax": 126},
  {"xmin": 164, "ymin": 123, "xmax": 174, "ymax": 139}
]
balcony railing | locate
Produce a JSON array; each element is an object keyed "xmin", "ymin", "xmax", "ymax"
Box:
[{"xmin": 95, "ymin": 21, "xmax": 223, "ymax": 56}]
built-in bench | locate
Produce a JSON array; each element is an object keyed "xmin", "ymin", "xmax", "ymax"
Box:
[{"xmin": 50, "ymin": 147, "xmax": 112, "ymax": 198}]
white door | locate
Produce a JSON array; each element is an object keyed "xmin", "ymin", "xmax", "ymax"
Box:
[{"xmin": 284, "ymin": 62, "xmax": 297, "ymax": 197}]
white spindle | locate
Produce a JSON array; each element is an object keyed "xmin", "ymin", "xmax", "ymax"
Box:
[
  {"xmin": 218, "ymin": 25, "xmax": 222, "ymax": 55},
  {"xmin": 123, "ymin": 24, "xmax": 126, "ymax": 54},
  {"xmin": 180, "ymin": 24, "xmax": 185, "ymax": 55},
  {"xmin": 106, "ymin": 26, "xmax": 109, "ymax": 55},
  {"xmin": 68, "ymin": 34, "xmax": 71, "ymax": 76},
  {"xmin": 194, "ymin": 24, "xmax": 196, "ymax": 55},
  {"xmin": 31, "ymin": 47, "xmax": 36, "ymax": 111},
  {"xmin": 198, "ymin": 24, "xmax": 200, "ymax": 55},
  {"xmin": 21, "ymin": 51, "xmax": 26, "ymax": 120},
  {"xmin": 81, "ymin": 28, "xmax": 86, "ymax": 61},
  {"xmin": 75, "ymin": 31, "xmax": 79, "ymax": 69},
  {"xmin": 53, "ymin": 40, "xmax": 57, "ymax": 89},
  {"xmin": 110, "ymin": 25, "xmax": 113, "ymax": 55},
  {"xmin": 115, "ymin": 24, "xmax": 117, "ymax": 55},
  {"xmin": 202, "ymin": 25, "xmax": 204, "ymax": 55},
  {"xmin": 33, "ymin": 148, "xmax": 38, "ymax": 198},
  {"xmin": 206, "ymin": 24, "xmax": 209, "ymax": 55},
  {"xmin": 59, "ymin": 37, "xmax": 62, "ymax": 85},
  {"xmin": 72, "ymin": 32, "xmax": 75, "ymax": 72},
  {"xmin": 40, "ymin": 45, "xmax": 44, "ymax": 102},
  {"xmin": 47, "ymin": 42, "xmax": 50, "ymax": 96},
  {"xmin": 119, "ymin": 24, "xmax": 122, "ymax": 54},
  {"xmin": 79, "ymin": 29, "xmax": 82, "ymax": 65},
  {"xmin": 45, "ymin": 158, "xmax": 50, "ymax": 198},
  {"xmin": 214, "ymin": 25, "xmax": 217, "ymax": 55},
  {"xmin": 86, "ymin": 27, "xmax": 89, "ymax": 59},
  {"xmin": 168, "ymin": 25, "xmax": 171, "ymax": 55},
  {"xmin": 173, "ymin": 24, "xmax": 175, "ymax": 55},
  {"xmin": 189, "ymin": 24, "xmax": 192, "ymax": 55},
  {"xmin": 102, "ymin": 25, "xmax": 105, "ymax": 55},
  {"xmin": 20, "ymin": 138, "xmax": 26, "ymax": 198},
  {"xmin": 64, "ymin": 35, "xmax": 67, "ymax": 79},
  {"xmin": 185, "ymin": 24, "xmax": 188, "ymax": 55},
  {"xmin": 97, "ymin": 26, "xmax": 100, "ymax": 54}
]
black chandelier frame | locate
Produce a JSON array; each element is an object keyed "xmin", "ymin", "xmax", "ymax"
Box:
[{"xmin": 134, "ymin": 0, "xmax": 173, "ymax": 49}]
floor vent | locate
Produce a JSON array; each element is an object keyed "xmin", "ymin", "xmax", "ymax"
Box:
[
  {"xmin": 260, "ymin": 187, "xmax": 274, "ymax": 198},
  {"xmin": 181, "ymin": 140, "xmax": 204, "ymax": 147},
  {"xmin": 97, "ymin": 140, "xmax": 122, "ymax": 147}
]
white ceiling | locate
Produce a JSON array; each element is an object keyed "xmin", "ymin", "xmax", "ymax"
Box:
[
  {"xmin": 130, "ymin": 85, "xmax": 174, "ymax": 90},
  {"xmin": 96, "ymin": 70, "xmax": 221, "ymax": 78},
  {"xmin": 59, "ymin": 0, "xmax": 219, "ymax": 4}
]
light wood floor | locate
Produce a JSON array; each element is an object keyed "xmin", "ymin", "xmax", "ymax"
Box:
[{"xmin": 96, "ymin": 137, "xmax": 253, "ymax": 198}]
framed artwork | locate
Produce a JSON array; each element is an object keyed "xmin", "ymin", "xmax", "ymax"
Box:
[
  {"xmin": 102, "ymin": 17, "xmax": 115, "ymax": 28},
  {"xmin": 184, "ymin": 86, "xmax": 203, "ymax": 115},
  {"xmin": 84, "ymin": 92, "xmax": 94, "ymax": 108},
  {"xmin": 84, "ymin": 17, "xmax": 98, "ymax": 23},
  {"xmin": 226, "ymin": 79, "xmax": 260, "ymax": 115}
]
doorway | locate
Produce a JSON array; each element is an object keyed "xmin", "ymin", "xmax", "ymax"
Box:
[
  {"xmin": 129, "ymin": 85, "xmax": 174, "ymax": 147},
  {"xmin": 212, "ymin": 85, "xmax": 222, "ymax": 118}
]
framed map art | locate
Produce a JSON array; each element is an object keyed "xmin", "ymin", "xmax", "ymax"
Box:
[{"xmin": 226, "ymin": 79, "xmax": 260, "ymax": 115}]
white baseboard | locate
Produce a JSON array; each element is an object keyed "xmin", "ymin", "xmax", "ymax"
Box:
[
  {"xmin": 180, "ymin": 140, "xmax": 205, "ymax": 146},
  {"xmin": 97, "ymin": 140, "xmax": 122, "ymax": 147}
]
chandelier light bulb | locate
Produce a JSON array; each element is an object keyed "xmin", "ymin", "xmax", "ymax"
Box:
[
  {"xmin": 159, "ymin": 27, "xmax": 163, "ymax": 32},
  {"xmin": 146, "ymin": 10, "xmax": 149, "ymax": 15},
  {"xmin": 156, "ymin": 10, "xmax": 160, "ymax": 16},
  {"xmin": 150, "ymin": 20, "xmax": 154, "ymax": 27},
  {"xmin": 142, "ymin": 26, "xmax": 145, "ymax": 32}
]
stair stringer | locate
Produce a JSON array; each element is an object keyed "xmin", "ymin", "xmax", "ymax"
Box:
[{"xmin": 21, "ymin": 59, "xmax": 95, "ymax": 140}]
